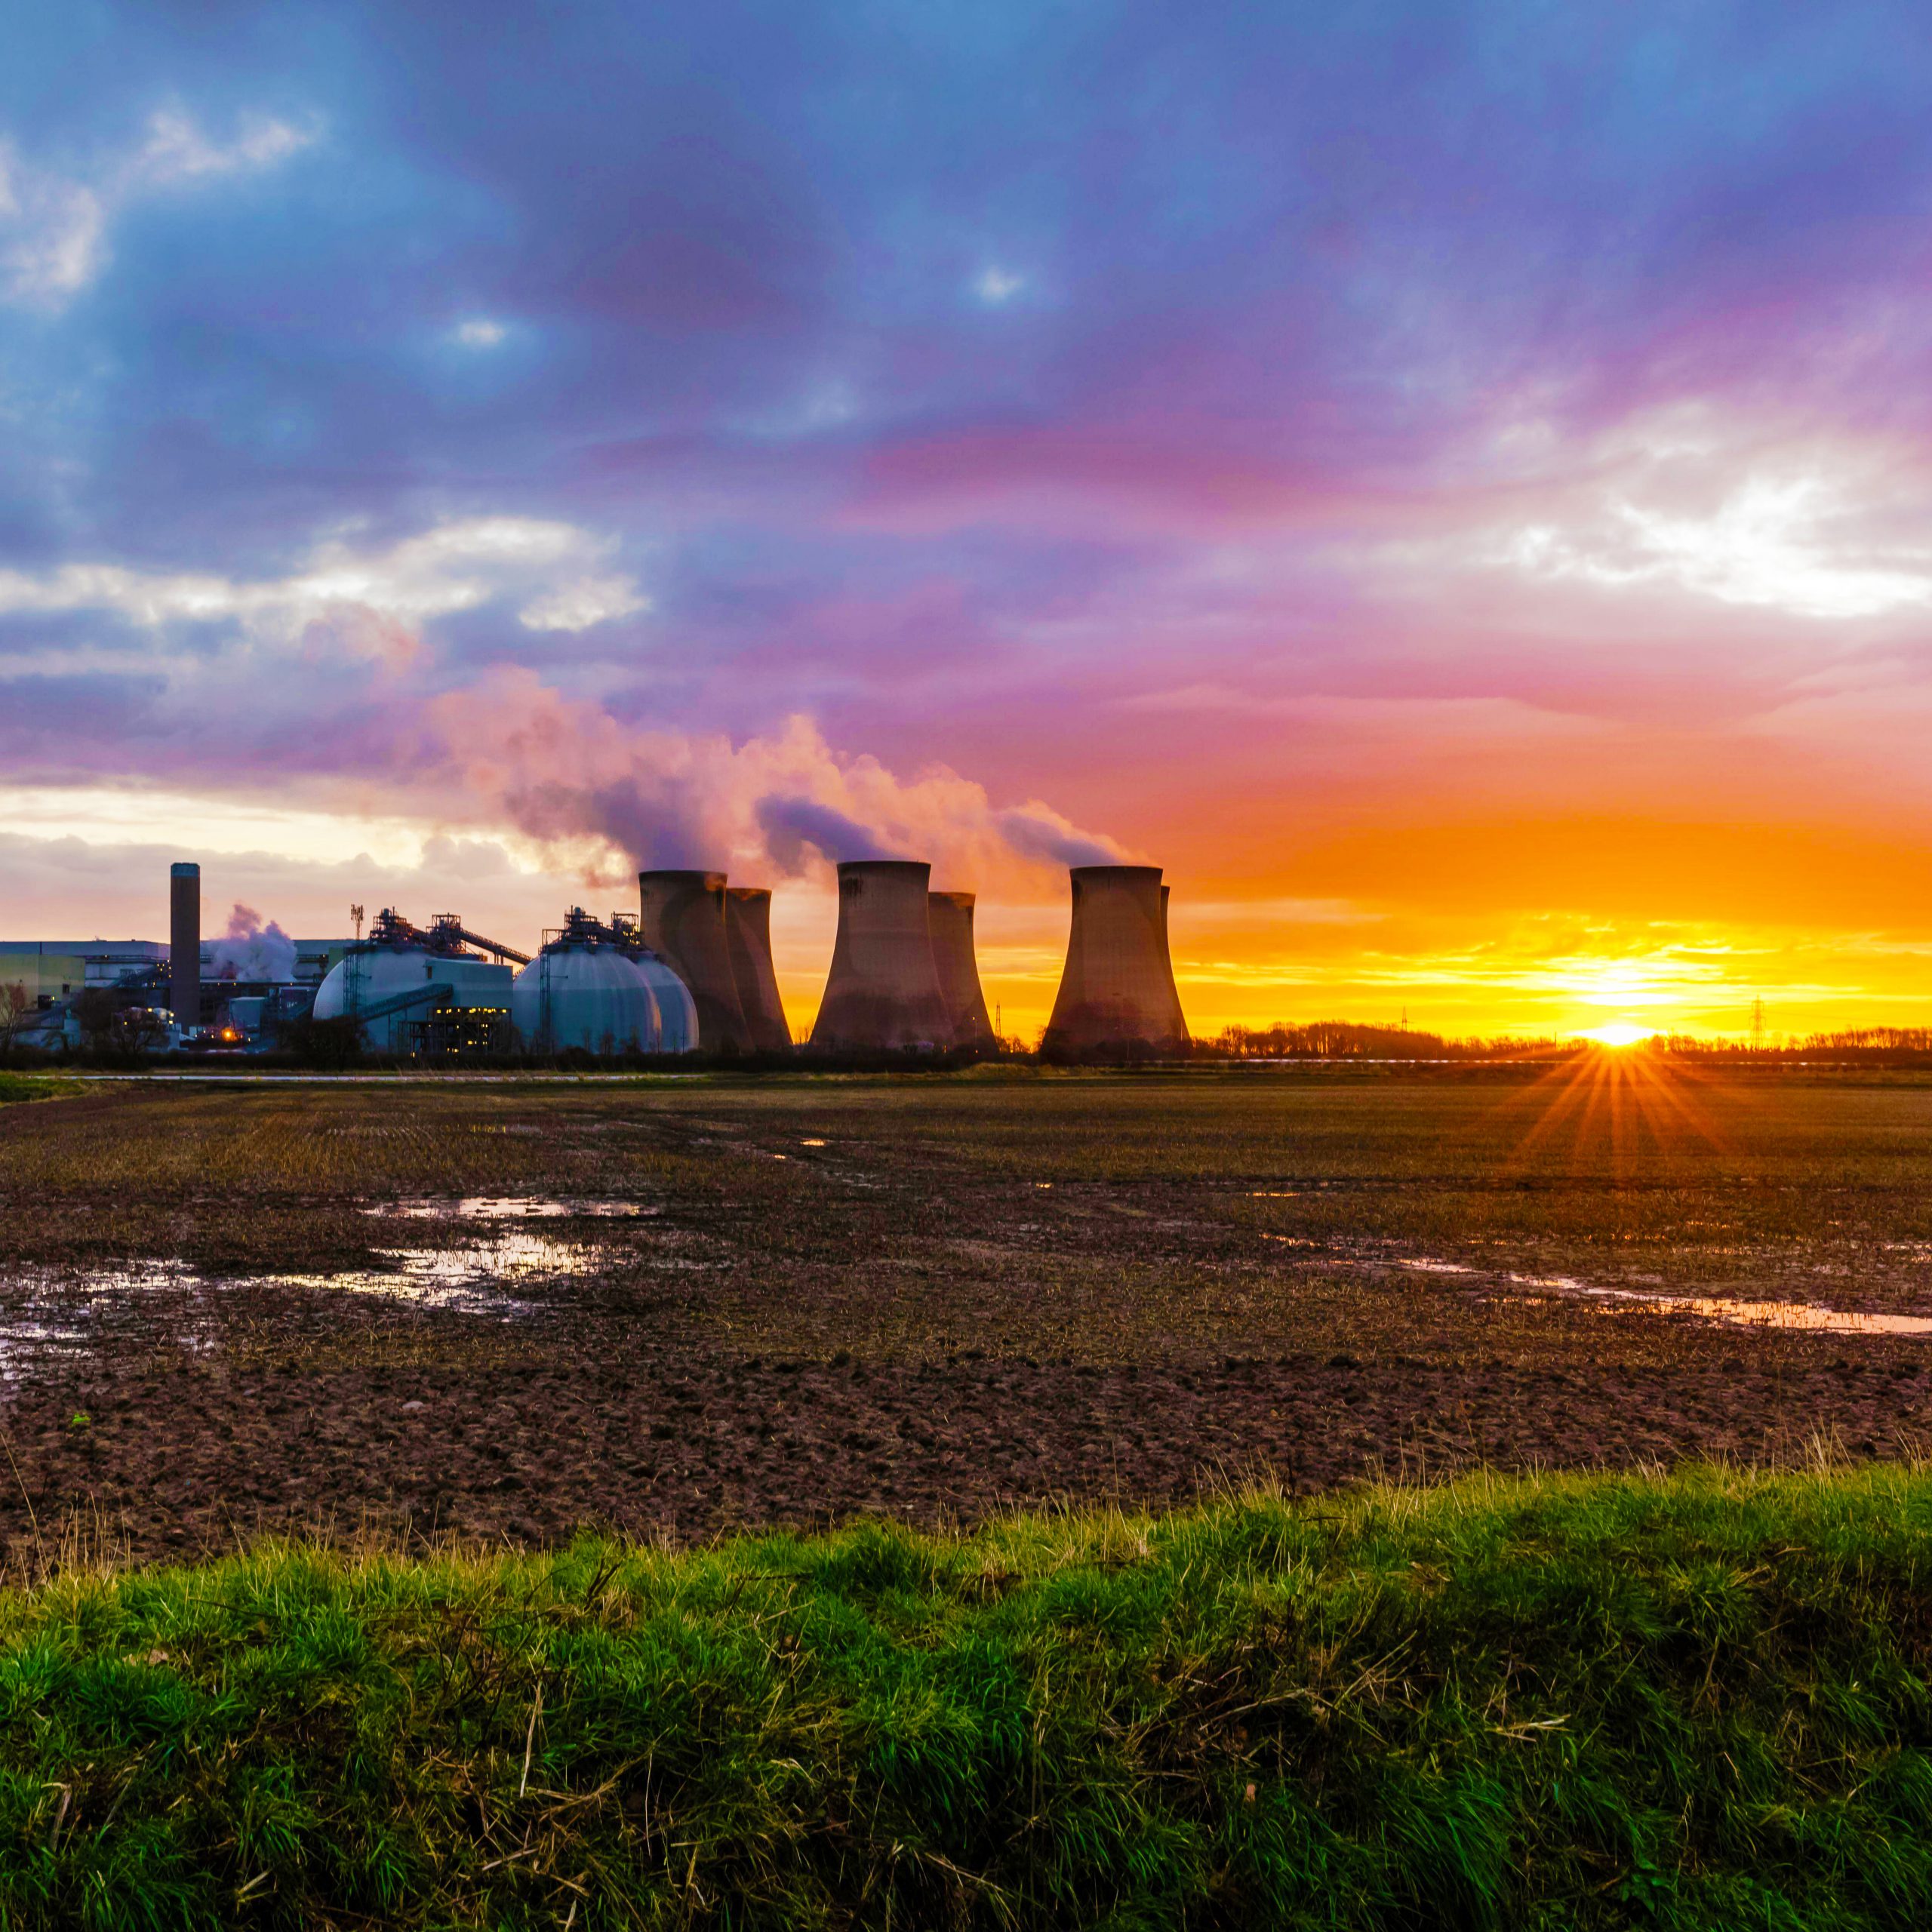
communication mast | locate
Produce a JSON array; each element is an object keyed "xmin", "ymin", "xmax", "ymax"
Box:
[
  {"xmin": 1751, "ymin": 995, "xmax": 1765, "ymax": 1051},
  {"xmin": 350, "ymin": 903, "xmax": 365, "ymax": 943}
]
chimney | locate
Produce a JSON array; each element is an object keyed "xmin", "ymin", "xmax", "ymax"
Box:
[
  {"xmin": 169, "ymin": 861, "xmax": 201, "ymax": 1029},
  {"xmin": 637, "ymin": 870, "xmax": 750, "ymax": 1052},
  {"xmin": 1041, "ymin": 865, "xmax": 1189, "ymax": 1051},
  {"xmin": 724, "ymin": 887, "xmax": 793, "ymax": 1052},
  {"xmin": 809, "ymin": 860, "xmax": 952, "ymax": 1050},
  {"xmin": 928, "ymin": 891, "xmax": 996, "ymax": 1051}
]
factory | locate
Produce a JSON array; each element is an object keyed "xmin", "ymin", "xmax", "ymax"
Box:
[{"xmin": 1, "ymin": 849, "xmax": 1192, "ymax": 1060}]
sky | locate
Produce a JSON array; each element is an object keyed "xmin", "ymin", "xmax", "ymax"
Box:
[{"xmin": 6, "ymin": 2, "xmax": 1932, "ymax": 1041}]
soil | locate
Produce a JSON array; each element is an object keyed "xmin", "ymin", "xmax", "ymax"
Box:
[{"xmin": 3, "ymin": 1069, "xmax": 1931, "ymax": 1564}]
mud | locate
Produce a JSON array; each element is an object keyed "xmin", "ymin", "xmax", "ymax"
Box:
[{"xmin": 4, "ymin": 1069, "xmax": 1932, "ymax": 1562}]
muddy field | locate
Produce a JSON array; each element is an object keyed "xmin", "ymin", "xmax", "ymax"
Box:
[{"xmin": 2, "ymin": 1063, "xmax": 1931, "ymax": 1562}]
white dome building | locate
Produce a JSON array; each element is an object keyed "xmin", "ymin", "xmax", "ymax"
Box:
[
  {"xmin": 312, "ymin": 909, "xmax": 514, "ymax": 1053},
  {"xmin": 512, "ymin": 909, "xmax": 699, "ymax": 1055}
]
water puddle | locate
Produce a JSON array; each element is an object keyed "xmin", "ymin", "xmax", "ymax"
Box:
[
  {"xmin": 0, "ymin": 1236, "xmax": 596, "ymax": 1380},
  {"xmin": 365, "ymin": 1196, "xmax": 656, "ymax": 1221},
  {"xmin": 1396, "ymin": 1254, "xmax": 1932, "ymax": 1337}
]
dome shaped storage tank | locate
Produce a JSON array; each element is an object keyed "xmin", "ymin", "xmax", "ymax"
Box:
[
  {"xmin": 514, "ymin": 909, "xmax": 661, "ymax": 1054},
  {"xmin": 312, "ymin": 908, "xmax": 514, "ymax": 1054},
  {"xmin": 632, "ymin": 951, "xmax": 698, "ymax": 1053}
]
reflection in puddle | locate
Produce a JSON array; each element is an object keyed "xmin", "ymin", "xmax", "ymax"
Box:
[
  {"xmin": 1564, "ymin": 1284, "xmax": 1932, "ymax": 1337},
  {"xmin": 365, "ymin": 1196, "xmax": 655, "ymax": 1220},
  {"xmin": 0, "ymin": 1236, "xmax": 596, "ymax": 1380},
  {"xmin": 1398, "ymin": 1254, "xmax": 1932, "ymax": 1337}
]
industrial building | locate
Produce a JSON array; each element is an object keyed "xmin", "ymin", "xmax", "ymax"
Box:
[
  {"xmin": 810, "ymin": 860, "xmax": 955, "ymax": 1050},
  {"xmin": 511, "ymin": 907, "xmax": 697, "ymax": 1054},
  {"xmin": 928, "ymin": 891, "xmax": 998, "ymax": 1051},
  {"xmin": 311, "ymin": 909, "xmax": 525, "ymax": 1055},
  {"xmin": 638, "ymin": 870, "xmax": 752, "ymax": 1052},
  {"xmin": 1041, "ymin": 864, "xmax": 1190, "ymax": 1052},
  {"xmin": 724, "ymin": 887, "xmax": 793, "ymax": 1051},
  {"xmin": 5, "ymin": 845, "xmax": 1195, "ymax": 1062}
]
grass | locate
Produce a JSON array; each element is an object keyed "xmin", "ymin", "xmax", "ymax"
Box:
[{"xmin": 4, "ymin": 1462, "xmax": 1932, "ymax": 1928}]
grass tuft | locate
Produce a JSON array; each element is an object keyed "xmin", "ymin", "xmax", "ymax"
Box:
[{"xmin": 1, "ymin": 1463, "xmax": 1930, "ymax": 1924}]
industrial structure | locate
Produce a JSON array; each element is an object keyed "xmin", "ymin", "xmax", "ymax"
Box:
[
  {"xmin": 311, "ymin": 909, "xmax": 517, "ymax": 1054},
  {"xmin": 928, "ymin": 891, "xmax": 997, "ymax": 1051},
  {"xmin": 724, "ymin": 888, "xmax": 792, "ymax": 1051},
  {"xmin": 5, "ymin": 846, "xmax": 1196, "ymax": 1062},
  {"xmin": 1041, "ymin": 864, "xmax": 1189, "ymax": 1052},
  {"xmin": 637, "ymin": 870, "xmax": 750, "ymax": 1052},
  {"xmin": 510, "ymin": 907, "xmax": 697, "ymax": 1054},
  {"xmin": 169, "ymin": 862, "xmax": 200, "ymax": 1029},
  {"xmin": 810, "ymin": 860, "xmax": 954, "ymax": 1050}
]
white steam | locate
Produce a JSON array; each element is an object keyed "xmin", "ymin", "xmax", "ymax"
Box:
[{"xmin": 427, "ymin": 669, "xmax": 1125, "ymax": 888}]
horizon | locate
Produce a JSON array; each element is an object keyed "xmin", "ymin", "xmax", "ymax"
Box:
[{"xmin": 8, "ymin": 7, "xmax": 1932, "ymax": 1043}]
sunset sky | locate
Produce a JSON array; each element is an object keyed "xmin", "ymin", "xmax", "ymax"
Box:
[{"xmin": 7, "ymin": 4, "xmax": 1932, "ymax": 1041}]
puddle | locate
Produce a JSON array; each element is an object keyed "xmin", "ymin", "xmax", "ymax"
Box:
[
  {"xmin": 1398, "ymin": 1253, "xmax": 1932, "ymax": 1337},
  {"xmin": 365, "ymin": 1196, "xmax": 656, "ymax": 1221},
  {"xmin": 801, "ymin": 1138, "xmax": 827, "ymax": 1147},
  {"xmin": 0, "ymin": 1236, "xmax": 595, "ymax": 1380},
  {"xmin": 1559, "ymin": 1284, "xmax": 1932, "ymax": 1337},
  {"xmin": 1250, "ymin": 1191, "xmax": 1301, "ymax": 1198}
]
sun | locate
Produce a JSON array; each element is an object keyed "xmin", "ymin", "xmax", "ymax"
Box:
[{"xmin": 1579, "ymin": 1021, "xmax": 1651, "ymax": 1048}]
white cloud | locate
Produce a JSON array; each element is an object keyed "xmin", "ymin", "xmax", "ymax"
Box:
[
  {"xmin": 0, "ymin": 514, "xmax": 649, "ymax": 652},
  {"xmin": 1486, "ymin": 413, "xmax": 1932, "ymax": 621},
  {"xmin": 974, "ymin": 263, "xmax": 1025, "ymax": 306},
  {"xmin": 518, "ymin": 576, "xmax": 649, "ymax": 632},
  {"xmin": 0, "ymin": 106, "xmax": 318, "ymax": 309},
  {"xmin": 453, "ymin": 317, "xmax": 507, "ymax": 348}
]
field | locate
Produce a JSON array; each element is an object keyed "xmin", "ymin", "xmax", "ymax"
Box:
[{"xmin": 2, "ymin": 1061, "xmax": 1931, "ymax": 1562}]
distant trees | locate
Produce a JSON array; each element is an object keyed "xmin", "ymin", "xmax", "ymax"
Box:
[{"xmin": 0, "ymin": 981, "xmax": 33, "ymax": 1050}]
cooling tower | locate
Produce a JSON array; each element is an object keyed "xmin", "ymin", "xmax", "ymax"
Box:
[
  {"xmin": 724, "ymin": 887, "xmax": 792, "ymax": 1052},
  {"xmin": 636, "ymin": 870, "xmax": 750, "ymax": 1052},
  {"xmin": 169, "ymin": 862, "xmax": 200, "ymax": 1029},
  {"xmin": 1041, "ymin": 865, "xmax": 1189, "ymax": 1051},
  {"xmin": 928, "ymin": 891, "xmax": 997, "ymax": 1051},
  {"xmin": 809, "ymin": 860, "xmax": 952, "ymax": 1050}
]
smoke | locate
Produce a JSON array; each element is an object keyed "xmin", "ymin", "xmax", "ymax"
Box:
[
  {"xmin": 755, "ymin": 795, "xmax": 897, "ymax": 868},
  {"xmin": 426, "ymin": 669, "xmax": 1128, "ymax": 888},
  {"xmin": 211, "ymin": 903, "xmax": 297, "ymax": 981}
]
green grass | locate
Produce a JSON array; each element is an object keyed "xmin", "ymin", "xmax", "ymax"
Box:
[
  {"xmin": 0, "ymin": 1075, "xmax": 65, "ymax": 1108},
  {"xmin": 4, "ymin": 1465, "xmax": 1931, "ymax": 1928}
]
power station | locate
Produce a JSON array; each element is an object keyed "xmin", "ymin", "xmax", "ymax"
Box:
[
  {"xmin": 1041, "ymin": 865, "xmax": 1189, "ymax": 1052},
  {"xmin": 810, "ymin": 860, "xmax": 954, "ymax": 1050},
  {"xmin": 3, "ymin": 849, "xmax": 1195, "ymax": 1059}
]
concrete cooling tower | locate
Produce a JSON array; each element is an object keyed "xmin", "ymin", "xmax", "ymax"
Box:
[
  {"xmin": 724, "ymin": 887, "xmax": 793, "ymax": 1051},
  {"xmin": 1041, "ymin": 865, "xmax": 1189, "ymax": 1051},
  {"xmin": 928, "ymin": 891, "xmax": 997, "ymax": 1051},
  {"xmin": 637, "ymin": 870, "xmax": 750, "ymax": 1052},
  {"xmin": 810, "ymin": 860, "xmax": 952, "ymax": 1050}
]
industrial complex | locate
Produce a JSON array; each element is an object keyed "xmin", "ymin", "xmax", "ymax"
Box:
[{"xmin": 0, "ymin": 853, "xmax": 1190, "ymax": 1059}]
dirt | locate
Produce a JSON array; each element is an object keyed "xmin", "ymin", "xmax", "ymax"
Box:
[{"xmin": 3, "ymin": 1069, "xmax": 1932, "ymax": 1563}]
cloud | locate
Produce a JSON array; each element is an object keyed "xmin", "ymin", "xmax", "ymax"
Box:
[
  {"xmin": 0, "ymin": 515, "xmax": 648, "ymax": 651},
  {"xmin": 453, "ymin": 317, "xmax": 507, "ymax": 348},
  {"xmin": 0, "ymin": 106, "xmax": 318, "ymax": 309},
  {"xmin": 424, "ymin": 669, "xmax": 1126, "ymax": 888},
  {"xmin": 518, "ymin": 575, "xmax": 649, "ymax": 632}
]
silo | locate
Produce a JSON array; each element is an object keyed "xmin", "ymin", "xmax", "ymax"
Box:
[
  {"xmin": 169, "ymin": 861, "xmax": 200, "ymax": 1029},
  {"xmin": 724, "ymin": 887, "xmax": 792, "ymax": 1051},
  {"xmin": 513, "ymin": 909, "xmax": 662, "ymax": 1054},
  {"xmin": 809, "ymin": 860, "xmax": 952, "ymax": 1050},
  {"xmin": 1041, "ymin": 865, "xmax": 1189, "ymax": 1052},
  {"xmin": 928, "ymin": 891, "xmax": 997, "ymax": 1051},
  {"xmin": 637, "ymin": 870, "xmax": 750, "ymax": 1052}
]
